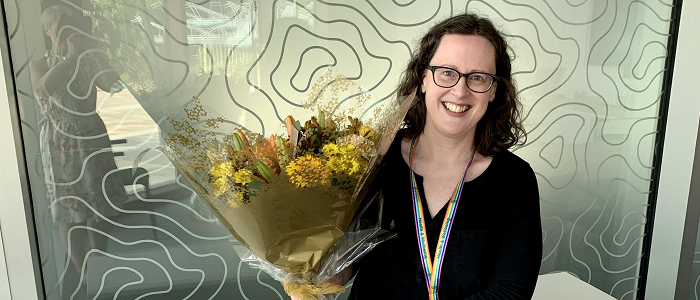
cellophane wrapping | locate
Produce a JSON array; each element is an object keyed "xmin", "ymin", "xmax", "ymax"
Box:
[{"xmin": 157, "ymin": 69, "xmax": 415, "ymax": 299}]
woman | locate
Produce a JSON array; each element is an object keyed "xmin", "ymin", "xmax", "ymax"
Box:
[
  {"xmin": 29, "ymin": 5, "xmax": 126, "ymax": 275},
  {"xmin": 294, "ymin": 13, "xmax": 541, "ymax": 299}
]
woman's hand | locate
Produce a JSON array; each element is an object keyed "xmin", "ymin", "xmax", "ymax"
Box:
[
  {"xmin": 52, "ymin": 40, "xmax": 68, "ymax": 57},
  {"xmin": 327, "ymin": 265, "xmax": 354, "ymax": 287},
  {"xmin": 65, "ymin": 33, "xmax": 90, "ymax": 60},
  {"xmin": 289, "ymin": 265, "xmax": 355, "ymax": 300}
]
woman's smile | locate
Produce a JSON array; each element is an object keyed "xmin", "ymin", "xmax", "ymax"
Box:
[
  {"xmin": 441, "ymin": 101, "xmax": 471, "ymax": 114},
  {"xmin": 422, "ymin": 34, "xmax": 497, "ymax": 137}
]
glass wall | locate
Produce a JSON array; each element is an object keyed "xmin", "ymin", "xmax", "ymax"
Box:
[{"xmin": 2, "ymin": 0, "xmax": 675, "ymax": 299}]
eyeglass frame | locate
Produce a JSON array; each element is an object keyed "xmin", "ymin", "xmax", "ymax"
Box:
[{"xmin": 426, "ymin": 65, "xmax": 500, "ymax": 93}]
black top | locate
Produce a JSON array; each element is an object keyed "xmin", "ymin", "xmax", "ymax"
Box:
[{"xmin": 349, "ymin": 138, "xmax": 542, "ymax": 300}]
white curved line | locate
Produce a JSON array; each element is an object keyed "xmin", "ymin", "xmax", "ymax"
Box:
[
  {"xmin": 112, "ymin": 273, "xmax": 143, "ymax": 300},
  {"xmin": 65, "ymin": 49, "xmax": 117, "ymax": 100},
  {"xmin": 237, "ymin": 260, "xmax": 251, "ymax": 300},
  {"xmin": 71, "ymin": 249, "xmax": 172, "ymax": 300},
  {"xmin": 609, "ymin": 276, "xmax": 639, "ymax": 296},
  {"xmin": 696, "ymin": 270, "xmax": 700, "ymax": 300},
  {"xmin": 175, "ymin": 174, "xmax": 219, "ymax": 222},
  {"xmin": 46, "ymin": 196, "xmax": 226, "ymax": 299},
  {"xmin": 541, "ymin": 216, "xmax": 564, "ymax": 262},
  {"xmin": 256, "ymin": 269, "xmax": 284, "ymax": 299},
  {"xmin": 569, "ymin": 195, "xmax": 595, "ymax": 282},
  {"xmin": 612, "ymin": 212, "xmax": 644, "ymax": 246},
  {"xmin": 83, "ymin": 225, "xmax": 206, "ymax": 300},
  {"xmin": 92, "ymin": 266, "xmax": 144, "ymax": 300},
  {"xmin": 130, "ymin": 167, "xmax": 219, "ymax": 223},
  {"xmin": 585, "ymin": 180, "xmax": 647, "ymax": 260},
  {"xmin": 47, "ymin": 127, "xmax": 159, "ymax": 187},
  {"xmin": 98, "ymin": 168, "xmax": 230, "ymax": 241}
]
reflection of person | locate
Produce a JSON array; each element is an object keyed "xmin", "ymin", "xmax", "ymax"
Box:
[
  {"xmin": 29, "ymin": 5, "xmax": 126, "ymax": 275},
  {"xmin": 293, "ymin": 14, "xmax": 541, "ymax": 300}
]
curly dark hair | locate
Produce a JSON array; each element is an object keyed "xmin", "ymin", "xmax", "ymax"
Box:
[{"xmin": 397, "ymin": 13, "xmax": 526, "ymax": 156}]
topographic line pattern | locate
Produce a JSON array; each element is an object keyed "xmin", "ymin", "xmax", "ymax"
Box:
[{"xmin": 4, "ymin": 0, "xmax": 674, "ymax": 299}]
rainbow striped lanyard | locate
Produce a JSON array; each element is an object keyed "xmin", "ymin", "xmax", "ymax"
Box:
[{"xmin": 409, "ymin": 135, "xmax": 474, "ymax": 300}]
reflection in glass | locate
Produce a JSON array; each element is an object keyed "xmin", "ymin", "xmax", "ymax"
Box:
[
  {"xmin": 29, "ymin": 4, "xmax": 126, "ymax": 290},
  {"xmin": 4, "ymin": 0, "xmax": 675, "ymax": 299}
]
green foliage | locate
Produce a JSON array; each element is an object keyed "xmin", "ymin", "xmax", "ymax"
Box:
[{"xmin": 90, "ymin": 0, "xmax": 162, "ymax": 95}]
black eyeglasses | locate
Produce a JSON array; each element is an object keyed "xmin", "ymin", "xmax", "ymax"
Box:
[{"xmin": 427, "ymin": 65, "xmax": 499, "ymax": 93}]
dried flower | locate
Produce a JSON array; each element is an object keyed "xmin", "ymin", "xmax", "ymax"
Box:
[
  {"xmin": 227, "ymin": 191, "xmax": 245, "ymax": 208},
  {"xmin": 210, "ymin": 161, "xmax": 235, "ymax": 178},
  {"xmin": 336, "ymin": 135, "xmax": 375, "ymax": 158},
  {"xmin": 214, "ymin": 176, "xmax": 231, "ymax": 196}
]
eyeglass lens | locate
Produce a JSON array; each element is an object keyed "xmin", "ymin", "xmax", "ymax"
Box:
[{"xmin": 432, "ymin": 67, "xmax": 493, "ymax": 92}]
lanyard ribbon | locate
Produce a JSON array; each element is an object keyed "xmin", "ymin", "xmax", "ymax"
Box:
[{"xmin": 409, "ymin": 134, "xmax": 474, "ymax": 300}]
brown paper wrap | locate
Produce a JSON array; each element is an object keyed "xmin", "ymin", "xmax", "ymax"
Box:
[
  {"xmin": 283, "ymin": 282, "xmax": 346, "ymax": 300},
  {"xmin": 174, "ymin": 88, "xmax": 416, "ymax": 276},
  {"xmin": 162, "ymin": 87, "xmax": 417, "ymax": 293},
  {"xmin": 177, "ymin": 170, "xmax": 352, "ymax": 274}
]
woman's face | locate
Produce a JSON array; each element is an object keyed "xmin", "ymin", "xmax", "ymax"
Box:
[
  {"xmin": 421, "ymin": 34, "xmax": 497, "ymax": 140},
  {"xmin": 44, "ymin": 22, "xmax": 59, "ymax": 42}
]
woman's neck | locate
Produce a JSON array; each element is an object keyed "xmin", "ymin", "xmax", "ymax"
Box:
[{"xmin": 416, "ymin": 126, "xmax": 476, "ymax": 164}]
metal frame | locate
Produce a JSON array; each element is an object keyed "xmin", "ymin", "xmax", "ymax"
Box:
[
  {"xmin": 643, "ymin": 0, "xmax": 700, "ymax": 298},
  {"xmin": 637, "ymin": 0, "xmax": 685, "ymax": 298},
  {"xmin": 0, "ymin": 0, "xmax": 44, "ymax": 298}
]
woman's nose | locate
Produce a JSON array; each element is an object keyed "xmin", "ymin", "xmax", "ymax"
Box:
[{"xmin": 451, "ymin": 76, "xmax": 472, "ymax": 97}]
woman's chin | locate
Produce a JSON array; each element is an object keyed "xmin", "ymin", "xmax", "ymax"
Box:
[{"xmin": 429, "ymin": 124, "xmax": 475, "ymax": 139}]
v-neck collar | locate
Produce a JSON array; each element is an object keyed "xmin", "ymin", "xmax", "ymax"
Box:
[
  {"xmin": 414, "ymin": 175, "xmax": 449, "ymax": 221},
  {"xmin": 394, "ymin": 140, "xmax": 498, "ymax": 222}
]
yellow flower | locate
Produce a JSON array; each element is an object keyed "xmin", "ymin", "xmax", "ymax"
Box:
[
  {"xmin": 326, "ymin": 144, "xmax": 367, "ymax": 177},
  {"xmin": 336, "ymin": 134, "xmax": 375, "ymax": 158},
  {"xmin": 227, "ymin": 192, "xmax": 245, "ymax": 208},
  {"xmin": 214, "ymin": 176, "xmax": 231, "ymax": 196},
  {"xmin": 209, "ymin": 161, "xmax": 248, "ymax": 196},
  {"xmin": 286, "ymin": 154, "xmax": 331, "ymax": 188},
  {"xmin": 359, "ymin": 125, "xmax": 376, "ymax": 141},
  {"xmin": 233, "ymin": 169, "xmax": 253, "ymax": 186},
  {"xmin": 210, "ymin": 161, "xmax": 235, "ymax": 178},
  {"xmin": 339, "ymin": 144, "xmax": 355, "ymax": 155},
  {"xmin": 322, "ymin": 143, "xmax": 339, "ymax": 156},
  {"xmin": 209, "ymin": 166, "xmax": 220, "ymax": 177}
]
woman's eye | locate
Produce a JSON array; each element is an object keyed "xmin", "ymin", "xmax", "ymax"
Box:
[
  {"xmin": 441, "ymin": 70, "xmax": 454, "ymax": 77},
  {"xmin": 469, "ymin": 75, "xmax": 484, "ymax": 82}
]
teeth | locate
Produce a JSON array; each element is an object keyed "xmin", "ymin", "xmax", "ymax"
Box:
[{"xmin": 443, "ymin": 102, "xmax": 470, "ymax": 113}]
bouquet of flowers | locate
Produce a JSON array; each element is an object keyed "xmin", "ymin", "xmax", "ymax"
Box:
[{"xmin": 157, "ymin": 69, "xmax": 415, "ymax": 299}]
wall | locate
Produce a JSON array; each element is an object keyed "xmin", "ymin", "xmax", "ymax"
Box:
[{"xmin": 0, "ymin": 0, "xmax": 684, "ymax": 299}]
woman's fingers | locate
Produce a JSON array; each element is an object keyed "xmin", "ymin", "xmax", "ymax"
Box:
[
  {"xmin": 326, "ymin": 265, "xmax": 354, "ymax": 286},
  {"xmin": 289, "ymin": 267, "xmax": 354, "ymax": 300}
]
